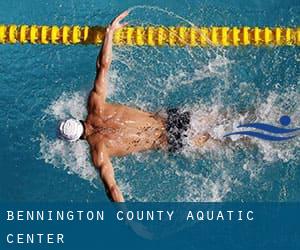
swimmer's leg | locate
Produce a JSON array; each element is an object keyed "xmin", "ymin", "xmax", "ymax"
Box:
[
  {"xmin": 190, "ymin": 115, "xmax": 216, "ymax": 147},
  {"xmin": 192, "ymin": 132, "xmax": 211, "ymax": 147},
  {"xmin": 192, "ymin": 133, "xmax": 254, "ymax": 148},
  {"xmin": 189, "ymin": 107, "xmax": 259, "ymax": 149}
]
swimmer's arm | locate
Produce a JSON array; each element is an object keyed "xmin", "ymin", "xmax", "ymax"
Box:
[
  {"xmin": 92, "ymin": 144, "xmax": 125, "ymax": 202},
  {"xmin": 94, "ymin": 11, "xmax": 129, "ymax": 99}
]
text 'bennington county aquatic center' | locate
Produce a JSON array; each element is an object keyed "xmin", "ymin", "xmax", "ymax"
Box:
[
  {"xmin": 5, "ymin": 209, "xmax": 254, "ymax": 222},
  {"xmin": 3, "ymin": 209, "xmax": 254, "ymax": 245}
]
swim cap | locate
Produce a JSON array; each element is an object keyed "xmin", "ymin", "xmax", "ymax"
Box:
[{"xmin": 58, "ymin": 118, "xmax": 84, "ymax": 142}]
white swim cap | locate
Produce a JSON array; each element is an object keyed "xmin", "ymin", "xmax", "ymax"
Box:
[{"xmin": 58, "ymin": 118, "xmax": 84, "ymax": 142}]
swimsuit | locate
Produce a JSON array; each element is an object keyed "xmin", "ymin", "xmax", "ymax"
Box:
[{"xmin": 166, "ymin": 108, "xmax": 191, "ymax": 153}]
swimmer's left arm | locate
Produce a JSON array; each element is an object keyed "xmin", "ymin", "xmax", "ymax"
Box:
[
  {"xmin": 92, "ymin": 143, "xmax": 125, "ymax": 202},
  {"xmin": 93, "ymin": 11, "xmax": 129, "ymax": 100}
]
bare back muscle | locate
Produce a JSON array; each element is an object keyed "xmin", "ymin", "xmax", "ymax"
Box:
[{"xmin": 86, "ymin": 93, "xmax": 167, "ymax": 156}]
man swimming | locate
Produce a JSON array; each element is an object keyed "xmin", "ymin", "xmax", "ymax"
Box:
[{"xmin": 58, "ymin": 11, "xmax": 210, "ymax": 202}]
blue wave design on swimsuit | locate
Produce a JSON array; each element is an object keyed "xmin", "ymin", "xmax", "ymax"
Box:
[{"xmin": 224, "ymin": 116, "xmax": 300, "ymax": 141}]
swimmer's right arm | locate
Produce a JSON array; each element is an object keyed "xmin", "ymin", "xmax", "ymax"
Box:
[
  {"xmin": 92, "ymin": 143, "xmax": 125, "ymax": 202},
  {"xmin": 93, "ymin": 11, "xmax": 129, "ymax": 100}
]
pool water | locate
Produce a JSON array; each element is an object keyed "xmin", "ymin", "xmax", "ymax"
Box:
[{"xmin": 0, "ymin": 0, "xmax": 299, "ymax": 202}]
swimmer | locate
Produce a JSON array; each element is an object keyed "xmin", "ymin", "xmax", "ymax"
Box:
[{"xmin": 58, "ymin": 11, "xmax": 211, "ymax": 202}]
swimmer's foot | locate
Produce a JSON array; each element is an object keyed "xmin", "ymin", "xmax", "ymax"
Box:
[{"xmin": 193, "ymin": 133, "xmax": 210, "ymax": 147}]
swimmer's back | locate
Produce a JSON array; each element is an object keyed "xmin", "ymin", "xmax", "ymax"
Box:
[{"xmin": 86, "ymin": 102, "xmax": 168, "ymax": 156}]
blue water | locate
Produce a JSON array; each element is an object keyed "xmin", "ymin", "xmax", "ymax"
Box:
[{"xmin": 0, "ymin": 0, "xmax": 299, "ymax": 202}]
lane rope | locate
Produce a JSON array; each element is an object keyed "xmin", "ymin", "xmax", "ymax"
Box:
[{"xmin": 0, "ymin": 25, "xmax": 299, "ymax": 46}]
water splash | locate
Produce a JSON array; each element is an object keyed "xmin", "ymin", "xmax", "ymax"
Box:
[{"xmin": 39, "ymin": 134, "xmax": 97, "ymax": 184}]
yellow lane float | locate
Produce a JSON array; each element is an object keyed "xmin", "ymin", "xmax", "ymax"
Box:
[{"xmin": 0, "ymin": 25, "xmax": 299, "ymax": 46}]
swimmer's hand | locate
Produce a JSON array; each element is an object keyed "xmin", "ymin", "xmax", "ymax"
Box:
[{"xmin": 107, "ymin": 10, "xmax": 129, "ymax": 33}]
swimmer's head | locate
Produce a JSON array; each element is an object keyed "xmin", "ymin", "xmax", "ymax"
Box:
[{"xmin": 57, "ymin": 118, "xmax": 84, "ymax": 142}]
